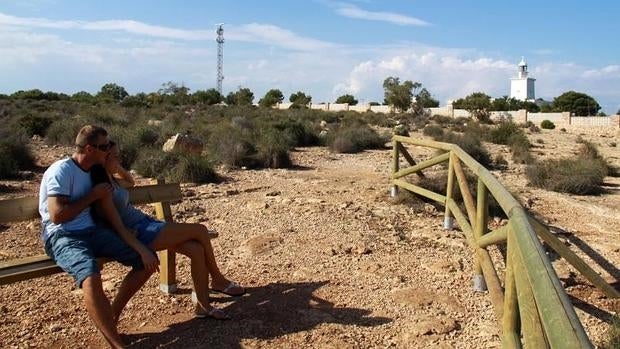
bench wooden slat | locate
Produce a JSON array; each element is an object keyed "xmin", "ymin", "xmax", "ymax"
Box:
[
  {"xmin": 0, "ymin": 255, "xmax": 111, "ymax": 285},
  {"xmin": 127, "ymin": 183, "xmax": 183, "ymax": 206},
  {"xmin": 0, "ymin": 196, "xmax": 40, "ymax": 224},
  {"xmin": 0, "ymin": 256, "xmax": 62, "ymax": 285},
  {"xmin": 0, "ymin": 183, "xmax": 183, "ymax": 224}
]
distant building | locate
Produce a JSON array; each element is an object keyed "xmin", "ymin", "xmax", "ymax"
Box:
[{"xmin": 510, "ymin": 57, "xmax": 536, "ymax": 102}]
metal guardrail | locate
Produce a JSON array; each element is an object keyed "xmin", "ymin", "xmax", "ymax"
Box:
[{"xmin": 391, "ymin": 135, "xmax": 619, "ymax": 348}]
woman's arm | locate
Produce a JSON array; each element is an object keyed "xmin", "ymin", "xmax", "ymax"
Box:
[{"xmin": 111, "ymin": 167, "xmax": 135, "ymax": 188}]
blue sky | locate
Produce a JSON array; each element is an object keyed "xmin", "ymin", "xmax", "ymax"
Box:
[{"xmin": 0, "ymin": 0, "xmax": 619, "ymax": 113}]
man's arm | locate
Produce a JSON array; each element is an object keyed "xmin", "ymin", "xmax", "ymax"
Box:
[{"xmin": 47, "ymin": 183, "xmax": 113, "ymax": 224}]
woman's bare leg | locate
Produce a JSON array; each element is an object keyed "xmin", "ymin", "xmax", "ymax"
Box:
[
  {"xmin": 173, "ymin": 240, "xmax": 210, "ymax": 314},
  {"xmin": 149, "ymin": 223, "xmax": 240, "ymax": 291}
]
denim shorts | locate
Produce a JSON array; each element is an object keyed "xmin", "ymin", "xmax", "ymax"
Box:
[
  {"xmin": 44, "ymin": 226, "xmax": 144, "ymax": 288},
  {"xmin": 131, "ymin": 216, "xmax": 166, "ymax": 247}
]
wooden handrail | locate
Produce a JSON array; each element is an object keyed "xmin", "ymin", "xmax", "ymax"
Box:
[{"xmin": 391, "ymin": 136, "xmax": 596, "ymax": 348}]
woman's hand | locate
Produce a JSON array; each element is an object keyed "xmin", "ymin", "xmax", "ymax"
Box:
[
  {"xmin": 139, "ymin": 247, "xmax": 160, "ymax": 274},
  {"xmin": 104, "ymin": 155, "xmax": 122, "ymax": 175}
]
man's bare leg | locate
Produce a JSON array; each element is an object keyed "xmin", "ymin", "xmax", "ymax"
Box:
[
  {"xmin": 82, "ymin": 273, "xmax": 125, "ymax": 349},
  {"xmin": 111, "ymin": 268, "xmax": 153, "ymax": 325}
]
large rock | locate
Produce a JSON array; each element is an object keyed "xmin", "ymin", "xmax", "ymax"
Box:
[{"xmin": 162, "ymin": 133, "xmax": 203, "ymax": 154}]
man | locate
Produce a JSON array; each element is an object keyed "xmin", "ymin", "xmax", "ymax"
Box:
[{"xmin": 39, "ymin": 125, "xmax": 157, "ymax": 348}]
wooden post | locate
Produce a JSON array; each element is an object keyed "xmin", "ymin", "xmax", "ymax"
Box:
[
  {"xmin": 444, "ymin": 152, "xmax": 455, "ymax": 230},
  {"xmin": 390, "ymin": 139, "xmax": 400, "ymax": 197},
  {"xmin": 502, "ymin": 229, "xmax": 522, "ymax": 349},
  {"xmin": 153, "ymin": 178, "xmax": 177, "ymax": 294},
  {"xmin": 473, "ymin": 177, "xmax": 488, "ymax": 292}
]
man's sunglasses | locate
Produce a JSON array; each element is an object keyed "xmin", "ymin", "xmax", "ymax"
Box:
[{"xmin": 90, "ymin": 140, "xmax": 115, "ymax": 152}]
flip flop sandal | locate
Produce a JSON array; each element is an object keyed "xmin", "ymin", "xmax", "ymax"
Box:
[
  {"xmin": 212, "ymin": 281, "xmax": 246, "ymax": 297},
  {"xmin": 195, "ymin": 307, "xmax": 230, "ymax": 320}
]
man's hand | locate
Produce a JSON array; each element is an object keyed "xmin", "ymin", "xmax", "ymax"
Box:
[{"xmin": 91, "ymin": 183, "xmax": 113, "ymax": 200}]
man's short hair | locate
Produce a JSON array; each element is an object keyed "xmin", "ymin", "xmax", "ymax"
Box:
[{"xmin": 75, "ymin": 125, "xmax": 108, "ymax": 151}]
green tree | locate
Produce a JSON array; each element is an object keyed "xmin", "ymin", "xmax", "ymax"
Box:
[
  {"xmin": 416, "ymin": 88, "xmax": 439, "ymax": 108},
  {"xmin": 490, "ymin": 96, "xmax": 538, "ymax": 112},
  {"xmin": 452, "ymin": 92, "xmax": 492, "ymax": 121},
  {"xmin": 552, "ymin": 91, "xmax": 600, "ymax": 116},
  {"xmin": 259, "ymin": 89, "xmax": 284, "ymax": 108},
  {"xmin": 120, "ymin": 93, "xmax": 149, "ymax": 108},
  {"xmin": 289, "ymin": 91, "xmax": 312, "ymax": 108},
  {"xmin": 71, "ymin": 91, "xmax": 96, "ymax": 104},
  {"xmin": 158, "ymin": 81, "xmax": 190, "ymax": 105},
  {"xmin": 192, "ymin": 88, "xmax": 223, "ymax": 105},
  {"xmin": 97, "ymin": 83, "xmax": 128, "ymax": 103},
  {"xmin": 11, "ymin": 89, "xmax": 45, "ymax": 100},
  {"xmin": 226, "ymin": 87, "xmax": 254, "ymax": 106},
  {"xmin": 383, "ymin": 77, "xmax": 418, "ymax": 112},
  {"xmin": 335, "ymin": 94, "xmax": 358, "ymax": 105}
]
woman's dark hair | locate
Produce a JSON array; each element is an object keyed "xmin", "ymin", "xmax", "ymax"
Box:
[{"xmin": 90, "ymin": 164, "xmax": 111, "ymax": 186}]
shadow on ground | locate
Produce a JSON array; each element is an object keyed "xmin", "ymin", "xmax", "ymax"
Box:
[{"xmin": 123, "ymin": 281, "xmax": 391, "ymax": 348}]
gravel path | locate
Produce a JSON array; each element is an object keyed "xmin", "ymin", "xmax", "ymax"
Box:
[{"xmin": 1, "ymin": 127, "xmax": 618, "ymax": 348}]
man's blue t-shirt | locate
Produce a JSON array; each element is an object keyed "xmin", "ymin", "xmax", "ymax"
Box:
[{"xmin": 39, "ymin": 158, "xmax": 96, "ymax": 241}]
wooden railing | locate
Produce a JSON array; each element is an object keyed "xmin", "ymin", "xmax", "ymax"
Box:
[{"xmin": 391, "ymin": 135, "xmax": 619, "ymax": 348}]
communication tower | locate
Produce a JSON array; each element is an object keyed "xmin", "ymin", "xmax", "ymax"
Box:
[{"xmin": 216, "ymin": 24, "xmax": 225, "ymax": 95}]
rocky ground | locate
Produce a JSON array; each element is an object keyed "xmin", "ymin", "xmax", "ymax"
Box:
[{"xmin": 0, "ymin": 126, "xmax": 618, "ymax": 348}]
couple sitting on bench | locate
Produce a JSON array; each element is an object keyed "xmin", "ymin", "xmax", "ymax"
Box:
[{"xmin": 40, "ymin": 125, "xmax": 244, "ymax": 348}]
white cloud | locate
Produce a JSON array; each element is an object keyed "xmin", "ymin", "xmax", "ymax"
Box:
[
  {"xmin": 229, "ymin": 23, "xmax": 336, "ymax": 51},
  {"xmin": 0, "ymin": 11, "xmax": 618, "ymax": 113},
  {"xmin": 581, "ymin": 65, "xmax": 620, "ymax": 79},
  {"xmin": 0, "ymin": 12, "xmax": 336, "ymax": 51},
  {"xmin": 333, "ymin": 3, "xmax": 430, "ymax": 26}
]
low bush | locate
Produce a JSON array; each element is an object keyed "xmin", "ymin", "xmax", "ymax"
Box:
[
  {"xmin": 526, "ymin": 158, "xmax": 607, "ymax": 195},
  {"xmin": 206, "ymin": 123, "xmax": 256, "ymax": 168},
  {"xmin": 253, "ymin": 128, "xmax": 293, "ymax": 168},
  {"xmin": 540, "ymin": 120, "xmax": 555, "ymax": 129},
  {"xmin": 527, "ymin": 140, "xmax": 611, "ymax": 194},
  {"xmin": 438, "ymin": 131, "xmax": 491, "ymax": 168},
  {"xmin": 272, "ymin": 118, "xmax": 319, "ymax": 147},
  {"xmin": 431, "ymin": 114, "xmax": 453, "ymax": 125},
  {"xmin": 19, "ymin": 114, "xmax": 54, "ymax": 137},
  {"xmin": 487, "ymin": 122, "xmax": 522, "ymax": 145},
  {"xmin": 328, "ymin": 124, "xmax": 388, "ymax": 153},
  {"xmin": 133, "ymin": 149, "xmax": 218, "ymax": 183},
  {"xmin": 422, "ymin": 125, "xmax": 444, "ymax": 138},
  {"xmin": 361, "ymin": 112, "xmax": 396, "ymax": 128},
  {"xmin": 0, "ymin": 129, "xmax": 36, "ymax": 179},
  {"xmin": 45, "ymin": 116, "xmax": 91, "ymax": 145}
]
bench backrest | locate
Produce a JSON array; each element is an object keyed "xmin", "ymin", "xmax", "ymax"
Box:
[
  {"xmin": 0, "ymin": 183, "xmax": 183, "ymax": 224},
  {"xmin": 0, "ymin": 182, "xmax": 182, "ymax": 286}
]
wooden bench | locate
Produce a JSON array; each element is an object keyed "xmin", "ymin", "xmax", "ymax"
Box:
[{"xmin": 0, "ymin": 180, "xmax": 181, "ymax": 293}]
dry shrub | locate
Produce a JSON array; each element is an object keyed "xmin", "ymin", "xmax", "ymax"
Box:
[
  {"xmin": 0, "ymin": 128, "xmax": 35, "ymax": 179},
  {"xmin": 540, "ymin": 120, "xmax": 555, "ymax": 129},
  {"xmin": 423, "ymin": 125, "xmax": 444, "ymax": 138},
  {"xmin": 328, "ymin": 124, "xmax": 388, "ymax": 153},
  {"xmin": 526, "ymin": 155, "xmax": 608, "ymax": 195},
  {"xmin": 133, "ymin": 149, "xmax": 218, "ymax": 183}
]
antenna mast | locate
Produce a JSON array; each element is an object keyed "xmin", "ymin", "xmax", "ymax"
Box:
[{"xmin": 216, "ymin": 24, "xmax": 225, "ymax": 95}]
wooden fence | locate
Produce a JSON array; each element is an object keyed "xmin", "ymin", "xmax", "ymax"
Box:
[{"xmin": 390, "ymin": 135, "xmax": 619, "ymax": 348}]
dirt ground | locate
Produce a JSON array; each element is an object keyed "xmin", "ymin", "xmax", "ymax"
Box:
[{"xmin": 0, "ymin": 126, "xmax": 618, "ymax": 348}]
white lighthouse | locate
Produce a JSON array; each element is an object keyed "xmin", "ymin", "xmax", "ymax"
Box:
[{"xmin": 510, "ymin": 57, "xmax": 535, "ymax": 101}]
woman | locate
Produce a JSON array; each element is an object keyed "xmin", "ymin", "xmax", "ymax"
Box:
[{"xmin": 92, "ymin": 142, "xmax": 244, "ymax": 321}]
